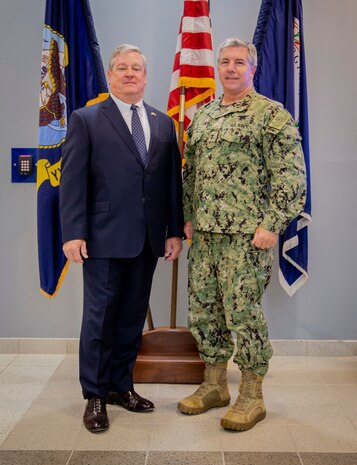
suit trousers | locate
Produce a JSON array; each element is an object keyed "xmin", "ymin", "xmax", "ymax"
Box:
[{"xmin": 80, "ymin": 239, "xmax": 158, "ymax": 399}]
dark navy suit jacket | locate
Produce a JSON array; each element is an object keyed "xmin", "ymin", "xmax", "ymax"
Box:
[{"xmin": 60, "ymin": 96, "xmax": 184, "ymax": 257}]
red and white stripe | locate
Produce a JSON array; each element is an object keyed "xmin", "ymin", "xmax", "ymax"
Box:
[{"xmin": 167, "ymin": 0, "xmax": 215, "ymax": 145}]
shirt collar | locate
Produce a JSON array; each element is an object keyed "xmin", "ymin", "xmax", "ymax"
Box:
[
  {"xmin": 209, "ymin": 89, "xmax": 256, "ymax": 118},
  {"xmin": 110, "ymin": 94, "xmax": 144, "ymax": 114}
]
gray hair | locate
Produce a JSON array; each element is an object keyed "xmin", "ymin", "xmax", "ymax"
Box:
[
  {"xmin": 217, "ymin": 38, "xmax": 257, "ymax": 67},
  {"xmin": 109, "ymin": 44, "xmax": 147, "ymax": 70}
]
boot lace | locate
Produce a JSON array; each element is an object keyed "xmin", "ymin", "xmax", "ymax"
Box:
[
  {"xmin": 233, "ymin": 379, "xmax": 255, "ymax": 411},
  {"xmin": 234, "ymin": 393, "xmax": 251, "ymax": 411},
  {"xmin": 194, "ymin": 366, "xmax": 222, "ymax": 395}
]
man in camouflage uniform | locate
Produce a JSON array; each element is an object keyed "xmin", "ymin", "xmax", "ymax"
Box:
[{"xmin": 178, "ymin": 38, "xmax": 307, "ymax": 431}]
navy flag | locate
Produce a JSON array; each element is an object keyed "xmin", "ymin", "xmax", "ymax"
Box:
[
  {"xmin": 37, "ymin": 0, "xmax": 108, "ymax": 297},
  {"xmin": 253, "ymin": 0, "xmax": 311, "ymax": 296}
]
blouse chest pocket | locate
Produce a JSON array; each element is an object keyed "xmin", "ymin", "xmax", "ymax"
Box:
[
  {"xmin": 189, "ymin": 131, "xmax": 203, "ymax": 146},
  {"xmin": 191, "ymin": 127, "xmax": 221, "ymax": 150},
  {"xmin": 221, "ymin": 126, "xmax": 253, "ymax": 146},
  {"xmin": 220, "ymin": 125, "xmax": 263, "ymax": 166}
]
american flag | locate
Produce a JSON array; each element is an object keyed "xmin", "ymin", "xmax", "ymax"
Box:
[{"xmin": 167, "ymin": 0, "xmax": 215, "ymax": 149}]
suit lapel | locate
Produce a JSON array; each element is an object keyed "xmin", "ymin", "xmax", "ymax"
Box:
[
  {"xmin": 144, "ymin": 102, "xmax": 159, "ymax": 166},
  {"xmin": 101, "ymin": 97, "xmax": 144, "ymax": 165}
]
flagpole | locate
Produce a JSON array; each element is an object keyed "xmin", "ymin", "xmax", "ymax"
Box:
[
  {"xmin": 177, "ymin": 86, "xmax": 186, "ymax": 155},
  {"xmin": 169, "ymin": 86, "xmax": 186, "ymax": 329},
  {"xmin": 170, "ymin": 259, "xmax": 178, "ymax": 328}
]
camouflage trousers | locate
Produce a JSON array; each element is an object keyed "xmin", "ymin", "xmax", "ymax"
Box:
[{"xmin": 188, "ymin": 231, "xmax": 274, "ymax": 376}]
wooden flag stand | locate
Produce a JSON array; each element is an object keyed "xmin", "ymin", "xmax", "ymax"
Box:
[
  {"xmin": 133, "ymin": 87, "xmax": 205, "ymax": 384},
  {"xmin": 133, "ymin": 262, "xmax": 205, "ymax": 384}
]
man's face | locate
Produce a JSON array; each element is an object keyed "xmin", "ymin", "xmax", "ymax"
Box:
[
  {"xmin": 218, "ymin": 46, "xmax": 256, "ymax": 98},
  {"xmin": 108, "ymin": 51, "xmax": 147, "ymax": 103}
]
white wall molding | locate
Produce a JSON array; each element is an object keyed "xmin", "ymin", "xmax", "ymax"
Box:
[{"xmin": 0, "ymin": 338, "xmax": 356, "ymax": 356}]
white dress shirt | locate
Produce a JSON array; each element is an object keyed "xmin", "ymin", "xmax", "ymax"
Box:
[{"xmin": 110, "ymin": 94, "xmax": 151, "ymax": 150}]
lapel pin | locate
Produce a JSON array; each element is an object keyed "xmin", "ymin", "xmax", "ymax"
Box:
[{"xmin": 151, "ymin": 112, "xmax": 157, "ymax": 117}]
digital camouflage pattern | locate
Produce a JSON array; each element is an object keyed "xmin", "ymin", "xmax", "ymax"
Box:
[
  {"xmin": 183, "ymin": 89, "xmax": 307, "ymax": 234},
  {"xmin": 188, "ymin": 232, "xmax": 273, "ymax": 375},
  {"xmin": 183, "ymin": 89, "xmax": 307, "ymax": 375}
]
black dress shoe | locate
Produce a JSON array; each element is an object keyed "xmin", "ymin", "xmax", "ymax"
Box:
[
  {"xmin": 83, "ymin": 397, "xmax": 109, "ymax": 433},
  {"xmin": 107, "ymin": 390, "xmax": 154, "ymax": 412}
]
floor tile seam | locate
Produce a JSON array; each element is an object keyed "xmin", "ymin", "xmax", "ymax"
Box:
[
  {"xmin": 71, "ymin": 424, "xmax": 87, "ymax": 452},
  {"xmin": 3, "ymin": 449, "xmax": 357, "ymax": 457},
  {"xmin": 222, "ymin": 451, "xmax": 302, "ymax": 456},
  {"xmin": 147, "ymin": 425, "xmax": 162, "ymax": 452},
  {"xmin": 146, "ymin": 444, "xmax": 224, "ymax": 453},
  {"xmin": 267, "ymin": 401, "xmax": 350, "ymax": 409},
  {"xmin": 145, "ymin": 450, "xmax": 226, "ymax": 464},
  {"xmin": 65, "ymin": 449, "xmax": 74, "ymax": 465},
  {"xmin": 114, "ymin": 448, "xmax": 269, "ymax": 454},
  {"xmin": 0, "ymin": 356, "xmax": 18, "ymax": 375},
  {"xmin": 19, "ymin": 357, "xmax": 77, "ymax": 407},
  {"xmin": 325, "ymin": 384, "xmax": 357, "ymax": 395},
  {"xmin": 297, "ymin": 451, "xmax": 305, "ymax": 465},
  {"xmin": 284, "ymin": 424, "xmax": 300, "ymax": 454},
  {"xmin": 12, "ymin": 366, "xmax": 64, "ymax": 406},
  {"xmin": 0, "ymin": 426, "xmax": 16, "ymax": 448},
  {"xmin": 323, "ymin": 382, "xmax": 357, "ymax": 386},
  {"xmin": 266, "ymin": 382, "xmax": 340, "ymax": 388},
  {"xmin": 262, "ymin": 420, "xmax": 353, "ymax": 427},
  {"xmin": 286, "ymin": 423, "xmax": 357, "ymax": 453},
  {"xmin": 325, "ymin": 384, "xmax": 357, "ymax": 406},
  {"xmin": 148, "ymin": 449, "xmax": 226, "ymax": 453},
  {"xmin": 0, "ymin": 376, "xmax": 61, "ymax": 390},
  {"xmin": 271, "ymin": 382, "xmax": 338, "ymax": 401},
  {"xmin": 8, "ymin": 354, "xmax": 66, "ymax": 366},
  {"xmin": 264, "ymin": 382, "xmax": 330, "ymax": 386},
  {"xmin": 0, "ymin": 374, "xmax": 59, "ymax": 448},
  {"xmin": 1, "ymin": 361, "xmax": 65, "ymax": 384},
  {"xmin": 346, "ymin": 417, "xmax": 357, "ymax": 430}
]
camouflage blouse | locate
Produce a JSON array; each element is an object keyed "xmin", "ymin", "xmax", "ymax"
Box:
[{"xmin": 183, "ymin": 89, "xmax": 307, "ymax": 234}]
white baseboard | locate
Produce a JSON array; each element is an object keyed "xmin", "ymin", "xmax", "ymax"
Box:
[
  {"xmin": 0, "ymin": 338, "xmax": 79, "ymax": 354},
  {"xmin": 0, "ymin": 338, "xmax": 356, "ymax": 356}
]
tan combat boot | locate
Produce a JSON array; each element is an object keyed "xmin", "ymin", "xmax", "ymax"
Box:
[
  {"xmin": 220, "ymin": 371, "xmax": 266, "ymax": 431},
  {"xmin": 178, "ymin": 363, "xmax": 230, "ymax": 414}
]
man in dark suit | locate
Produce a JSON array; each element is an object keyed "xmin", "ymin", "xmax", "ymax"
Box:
[{"xmin": 60, "ymin": 44, "xmax": 183, "ymax": 433}]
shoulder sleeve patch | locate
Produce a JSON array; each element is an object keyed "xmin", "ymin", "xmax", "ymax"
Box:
[{"xmin": 268, "ymin": 110, "xmax": 291, "ymax": 133}]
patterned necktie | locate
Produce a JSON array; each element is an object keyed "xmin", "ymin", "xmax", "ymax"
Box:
[{"xmin": 131, "ymin": 104, "xmax": 147, "ymax": 164}]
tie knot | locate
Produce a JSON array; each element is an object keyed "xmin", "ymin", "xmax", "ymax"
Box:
[{"xmin": 131, "ymin": 104, "xmax": 138, "ymax": 112}]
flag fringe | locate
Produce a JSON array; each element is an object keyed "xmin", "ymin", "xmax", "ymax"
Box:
[
  {"xmin": 178, "ymin": 77, "xmax": 216, "ymax": 89},
  {"xmin": 168, "ymin": 87, "xmax": 215, "ymax": 118},
  {"xmin": 85, "ymin": 92, "xmax": 109, "ymax": 107},
  {"xmin": 40, "ymin": 260, "xmax": 69, "ymax": 299}
]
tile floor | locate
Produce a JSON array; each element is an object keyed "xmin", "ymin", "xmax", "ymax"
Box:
[{"xmin": 0, "ymin": 354, "xmax": 356, "ymax": 464}]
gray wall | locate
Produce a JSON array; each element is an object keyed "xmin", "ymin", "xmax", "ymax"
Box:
[{"xmin": 0, "ymin": 0, "xmax": 356, "ymax": 339}]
